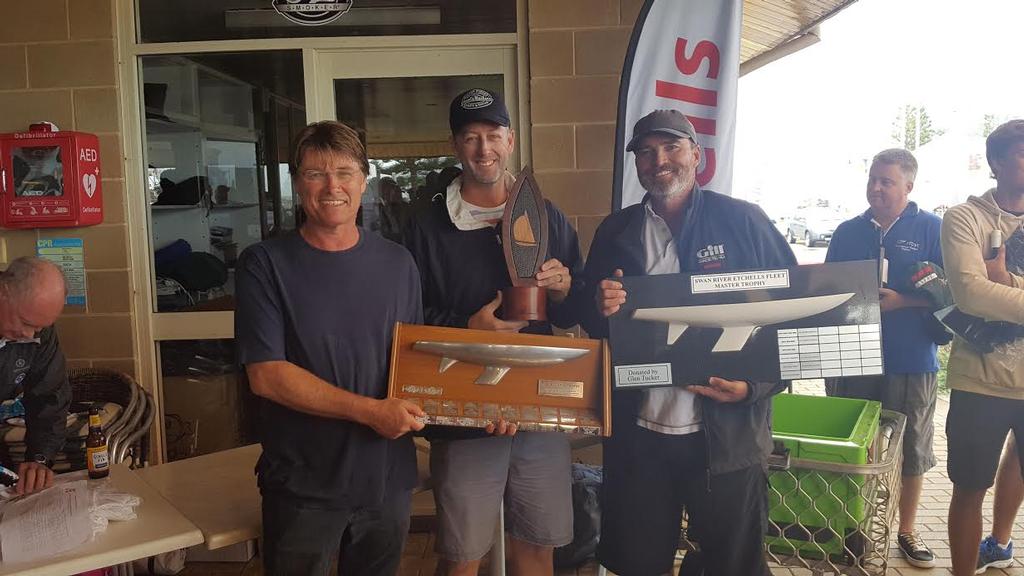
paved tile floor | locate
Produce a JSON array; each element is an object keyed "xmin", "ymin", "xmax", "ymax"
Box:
[{"xmin": 179, "ymin": 383, "xmax": 1023, "ymax": 576}]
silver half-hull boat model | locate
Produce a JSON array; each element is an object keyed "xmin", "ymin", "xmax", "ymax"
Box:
[
  {"xmin": 413, "ymin": 341, "xmax": 591, "ymax": 385},
  {"xmin": 632, "ymin": 292, "xmax": 856, "ymax": 353}
]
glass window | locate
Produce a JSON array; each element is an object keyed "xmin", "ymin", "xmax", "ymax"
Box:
[
  {"xmin": 137, "ymin": 0, "xmax": 515, "ymax": 44},
  {"xmin": 334, "ymin": 74, "xmax": 503, "ymax": 244},
  {"xmin": 159, "ymin": 339, "xmax": 256, "ymax": 461},
  {"xmin": 143, "ymin": 51, "xmax": 306, "ymax": 312},
  {"xmin": 12, "ymin": 146, "xmax": 64, "ymax": 197}
]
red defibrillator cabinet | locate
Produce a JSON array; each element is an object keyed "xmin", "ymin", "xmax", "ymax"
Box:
[{"xmin": 0, "ymin": 122, "xmax": 103, "ymax": 229}]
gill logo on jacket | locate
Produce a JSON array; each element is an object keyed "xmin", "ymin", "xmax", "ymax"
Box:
[
  {"xmin": 894, "ymin": 239, "xmax": 921, "ymax": 253},
  {"xmin": 696, "ymin": 244, "xmax": 726, "ymax": 269}
]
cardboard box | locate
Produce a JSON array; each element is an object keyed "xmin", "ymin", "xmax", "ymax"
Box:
[{"xmin": 163, "ymin": 373, "xmax": 244, "ymax": 459}]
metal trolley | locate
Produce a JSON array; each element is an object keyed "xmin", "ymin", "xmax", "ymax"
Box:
[{"xmin": 764, "ymin": 409, "xmax": 906, "ymax": 575}]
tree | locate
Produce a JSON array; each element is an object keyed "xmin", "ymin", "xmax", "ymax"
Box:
[
  {"xmin": 370, "ymin": 156, "xmax": 458, "ymax": 192},
  {"xmin": 891, "ymin": 105, "xmax": 945, "ymax": 150},
  {"xmin": 981, "ymin": 114, "xmax": 1009, "ymax": 138}
]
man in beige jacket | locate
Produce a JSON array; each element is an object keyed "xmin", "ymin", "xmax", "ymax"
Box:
[{"xmin": 943, "ymin": 119, "xmax": 1024, "ymax": 576}]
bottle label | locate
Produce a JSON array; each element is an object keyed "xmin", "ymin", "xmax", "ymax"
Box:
[
  {"xmin": 88, "ymin": 446, "xmax": 109, "ymax": 470},
  {"xmin": 89, "ymin": 413, "xmax": 102, "ymax": 428}
]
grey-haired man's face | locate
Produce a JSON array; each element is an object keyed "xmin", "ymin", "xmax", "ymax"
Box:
[
  {"xmin": 866, "ymin": 161, "xmax": 913, "ymax": 218},
  {"xmin": 0, "ymin": 285, "xmax": 63, "ymax": 340},
  {"xmin": 634, "ymin": 133, "xmax": 700, "ymax": 199}
]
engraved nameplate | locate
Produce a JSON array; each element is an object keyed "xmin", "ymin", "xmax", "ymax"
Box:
[
  {"xmin": 401, "ymin": 384, "xmax": 444, "ymax": 396},
  {"xmin": 537, "ymin": 379, "xmax": 584, "ymax": 398}
]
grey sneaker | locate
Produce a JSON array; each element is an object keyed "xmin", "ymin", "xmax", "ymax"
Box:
[{"xmin": 897, "ymin": 531, "xmax": 935, "ymax": 568}]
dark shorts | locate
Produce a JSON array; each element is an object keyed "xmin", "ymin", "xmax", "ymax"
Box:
[
  {"xmin": 597, "ymin": 425, "xmax": 770, "ymax": 576},
  {"xmin": 947, "ymin": 389, "xmax": 1024, "ymax": 491},
  {"xmin": 261, "ymin": 490, "xmax": 412, "ymax": 576},
  {"xmin": 826, "ymin": 372, "xmax": 938, "ymax": 476}
]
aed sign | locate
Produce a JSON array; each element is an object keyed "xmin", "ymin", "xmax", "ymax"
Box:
[{"xmin": 0, "ymin": 124, "xmax": 103, "ymax": 229}]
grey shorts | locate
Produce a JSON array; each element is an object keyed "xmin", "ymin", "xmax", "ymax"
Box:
[
  {"xmin": 429, "ymin": 432, "xmax": 573, "ymax": 562},
  {"xmin": 826, "ymin": 372, "xmax": 938, "ymax": 476}
]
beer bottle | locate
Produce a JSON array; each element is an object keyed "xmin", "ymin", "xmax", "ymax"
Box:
[{"xmin": 86, "ymin": 406, "xmax": 110, "ymax": 479}]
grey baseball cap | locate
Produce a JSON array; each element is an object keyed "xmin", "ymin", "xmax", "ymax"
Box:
[{"xmin": 625, "ymin": 109, "xmax": 698, "ymax": 152}]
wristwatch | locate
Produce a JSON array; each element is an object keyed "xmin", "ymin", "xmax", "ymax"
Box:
[{"xmin": 31, "ymin": 454, "xmax": 51, "ymax": 468}]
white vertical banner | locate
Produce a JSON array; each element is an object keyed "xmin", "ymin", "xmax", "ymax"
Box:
[{"xmin": 613, "ymin": 0, "xmax": 743, "ymax": 209}]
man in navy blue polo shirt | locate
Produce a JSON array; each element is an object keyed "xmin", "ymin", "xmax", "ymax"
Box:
[{"xmin": 825, "ymin": 148, "xmax": 943, "ymax": 568}]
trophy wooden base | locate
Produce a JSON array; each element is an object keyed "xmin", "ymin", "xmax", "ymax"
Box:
[
  {"xmin": 388, "ymin": 323, "xmax": 611, "ymax": 436},
  {"xmin": 502, "ymin": 285, "xmax": 546, "ymax": 321}
]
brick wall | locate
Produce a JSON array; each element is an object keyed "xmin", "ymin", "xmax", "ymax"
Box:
[
  {"xmin": 0, "ymin": 0, "xmax": 135, "ymax": 377},
  {"xmin": 0, "ymin": 0, "xmax": 647, "ymax": 379},
  {"xmin": 528, "ymin": 0, "xmax": 644, "ymax": 256}
]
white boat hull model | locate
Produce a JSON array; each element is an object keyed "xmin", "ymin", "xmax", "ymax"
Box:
[
  {"xmin": 632, "ymin": 292, "xmax": 856, "ymax": 353},
  {"xmin": 413, "ymin": 341, "xmax": 590, "ymax": 385}
]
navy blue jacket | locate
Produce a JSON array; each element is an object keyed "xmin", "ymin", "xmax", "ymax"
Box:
[
  {"xmin": 825, "ymin": 202, "xmax": 943, "ymax": 374},
  {"xmin": 578, "ymin": 187, "xmax": 796, "ymax": 474},
  {"xmin": 405, "ymin": 188, "xmax": 584, "ymax": 440},
  {"xmin": 405, "ymin": 194, "xmax": 583, "ymax": 333}
]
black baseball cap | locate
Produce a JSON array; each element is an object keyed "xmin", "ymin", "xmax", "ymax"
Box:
[
  {"xmin": 625, "ymin": 109, "xmax": 698, "ymax": 152},
  {"xmin": 449, "ymin": 88, "xmax": 510, "ymax": 135}
]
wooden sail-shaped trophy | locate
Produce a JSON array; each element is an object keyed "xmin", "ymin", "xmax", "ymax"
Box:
[{"xmin": 501, "ymin": 166, "xmax": 549, "ymax": 321}]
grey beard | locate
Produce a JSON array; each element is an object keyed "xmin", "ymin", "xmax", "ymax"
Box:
[{"xmin": 644, "ymin": 179, "xmax": 687, "ymax": 199}]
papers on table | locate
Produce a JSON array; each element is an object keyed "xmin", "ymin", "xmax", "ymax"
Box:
[{"xmin": 0, "ymin": 480, "xmax": 91, "ymax": 564}]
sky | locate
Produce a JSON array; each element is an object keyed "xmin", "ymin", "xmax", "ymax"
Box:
[{"xmin": 733, "ymin": 0, "xmax": 1024, "ymax": 218}]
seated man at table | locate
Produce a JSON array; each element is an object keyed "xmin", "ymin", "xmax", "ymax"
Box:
[
  {"xmin": 0, "ymin": 256, "xmax": 70, "ymax": 495},
  {"xmin": 235, "ymin": 121, "xmax": 425, "ymax": 576}
]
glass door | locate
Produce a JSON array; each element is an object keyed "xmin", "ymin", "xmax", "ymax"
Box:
[
  {"xmin": 138, "ymin": 50, "xmax": 307, "ymax": 461},
  {"xmin": 136, "ymin": 43, "xmax": 519, "ymax": 461},
  {"xmin": 309, "ymin": 45, "xmax": 520, "ymax": 242}
]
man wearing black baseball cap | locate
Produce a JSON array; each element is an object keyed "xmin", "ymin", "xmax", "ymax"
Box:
[
  {"xmin": 578, "ymin": 109, "xmax": 795, "ymax": 575},
  {"xmin": 447, "ymin": 87, "xmax": 511, "ymax": 135},
  {"xmin": 404, "ymin": 88, "xmax": 583, "ymax": 576}
]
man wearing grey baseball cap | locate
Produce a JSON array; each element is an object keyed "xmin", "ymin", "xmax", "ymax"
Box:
[
  {"xmin": 578, "ymin": 109, "xmax": 796, "ymax": 575},
  {"xmin": 405, "ymin": 88, "xmax": 584, "ymax": 576},
  {"xmin": 624, "ymin": 108, "xmax": 699, "ymax": 152}
]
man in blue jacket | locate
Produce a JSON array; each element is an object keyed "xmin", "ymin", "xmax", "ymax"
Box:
[
  {"xmin": 825, "ymin": 148, "xmax": 943, "ymax": 568},
  {"xmin": 582, "ymin": 109, "xmax": 795, "ymax": 575}
]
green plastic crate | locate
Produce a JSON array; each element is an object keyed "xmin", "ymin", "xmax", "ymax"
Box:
[{"xmin": 766, "ymin": 393, "xmax": 882, "ymax": 558}]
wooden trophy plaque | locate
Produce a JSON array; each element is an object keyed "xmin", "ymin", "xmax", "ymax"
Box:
[
  {"xmin": 388, "ymin": 322, "xmax": 611, "ymax": 436},
  {"xmin": 501, "ymin": 166, "xmax": 549, "ymax": 321}
]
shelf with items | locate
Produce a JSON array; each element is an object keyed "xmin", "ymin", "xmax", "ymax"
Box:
[
  {"xmin": 152, "ymin": 204, "xmax": 202, "ymax": 211},
  {"xmin": 143, "ymin": 55, "xmax": 265, "ymax": 314},
  {"xmin": 198, "ymin": 67, "xmax": 255, "ymax": 132},
  {"xmin": 210, "ymin": 202, "xmax": 259, "ymax": 210},
  {"xmin": 143, "ymin": 55, "xmax": 200, "ymax": 124}
]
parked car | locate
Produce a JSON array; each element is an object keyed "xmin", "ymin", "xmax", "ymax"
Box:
[
  {"xmin": 770, "ymin": 215, "xmax": 790, "ymax": 238},
  {"xmin": 785, "ymin": 211, "xmax": 847, "ymax": 247}
]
